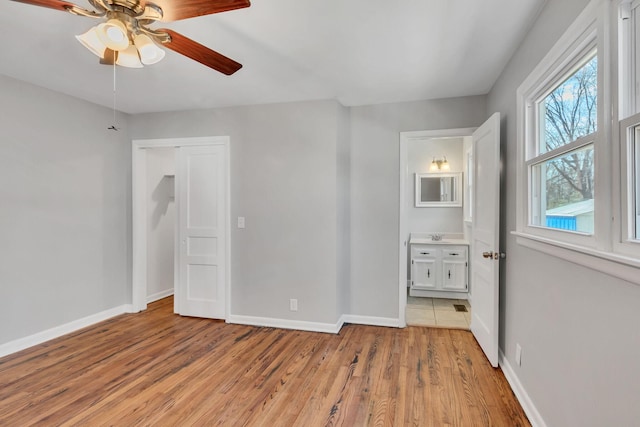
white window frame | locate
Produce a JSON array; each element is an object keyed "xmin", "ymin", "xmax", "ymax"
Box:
[
  {"xmin": 516, "ymin": 0, "xmax": 604, "ymax": 248},
  {"xmin": 616, "ymin": 103, "xmax": 640, "ymax": 257},
  {"xmin": 615, "ymin": 0, "xmax": 640, "ymax": 257},
  {"xmin": 514, "ymin": 0, "xmax": 640, "ymax": 285}
]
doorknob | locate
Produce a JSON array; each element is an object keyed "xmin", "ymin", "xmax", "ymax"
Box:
[{"xmin": 482, "ymin": 251, "xmax": 505, "ymax": 260}]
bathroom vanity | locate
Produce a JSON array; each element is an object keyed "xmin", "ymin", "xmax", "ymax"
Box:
[{"xmin": 409, "ymin": 234, "xmax": 469, "ymax": 298}]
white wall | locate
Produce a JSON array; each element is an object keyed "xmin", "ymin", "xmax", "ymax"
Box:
[
  {"xmin": 130, "ymin": 101, "xmax": 346, "ymax": 326},
  {"xmin": 0, "ymin": 74, "xmax": 131, "ymax": 346},
  {"xmin": 407, "ymin": 137, "xmax": 464, "ymax": 234},
  {"xmin": 487, "ymin": 0, "xmax": 640, "ymax": 425},
  {"xmin": 349, "ymin": 97, "xmax": 487, "ymax": 318},
  {"xmin": 145, "ymin": 147, "xmax": 175, "ymax": 302}
]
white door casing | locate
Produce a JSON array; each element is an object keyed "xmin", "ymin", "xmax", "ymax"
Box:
[
  {"xmin": 131, "ymin": 136, "xmax": 230, "ymax": 318},
  {"xmin": 470, "ymin": 113, "xmax": 501, "ymax": 367},
  {"xmin": 175, "ymin": 145, "xmax": 227, "ymax": 319}
]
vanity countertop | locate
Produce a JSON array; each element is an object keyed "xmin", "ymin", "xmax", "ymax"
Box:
[
  {"xmin": 409, "ymin": 237, "xmax": 469, "ymax": 245},
  {"xmin": 409, "ymin": 233, "xmax": 469, "ymax": 245}
]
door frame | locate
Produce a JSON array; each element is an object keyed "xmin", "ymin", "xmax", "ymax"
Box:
[
  {"xmin": 398, "ymin": 128, "xmax": 477, "ymax": 327},
  {"xmin": 131, "ymin": 136, "xmax": 231, "ymax": 315}
]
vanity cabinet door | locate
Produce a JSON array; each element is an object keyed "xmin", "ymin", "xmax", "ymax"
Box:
[
  {"xmin": 412, "ymin": 257, "xmax": 437, "ymax": 289},
  {"xmin": 442, "ymin": 247, "xmax": 468, "ymax": 291}
]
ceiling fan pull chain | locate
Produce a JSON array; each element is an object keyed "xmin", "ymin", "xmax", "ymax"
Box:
[{"xmin": 109, "ymin": 61, "xmax": 119, "ymax": 131}]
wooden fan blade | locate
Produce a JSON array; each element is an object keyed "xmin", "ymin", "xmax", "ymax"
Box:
[
  {"xmin": 149, "ymin": 0, "xmax": 250, "ymax": 22},
  {"xmin": 160, "ymin": 29, "xmax": 242, "ymax": 75},
  {"xmin": 10, "ymin": 0, "xmax": 77, "ymax": 12}
]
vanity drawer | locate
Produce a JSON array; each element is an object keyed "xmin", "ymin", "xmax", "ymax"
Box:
[
  {"xmin": 441, "ymin": 246, "xmax": 467, "ymax": 258},
  {"xmin": 411, "ymin": 246, "xmax": 437, "ymax": 258}
]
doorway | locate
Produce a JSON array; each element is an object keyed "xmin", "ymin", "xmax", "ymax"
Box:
[
  {"xmin": 132, "ymin": 136, "xmax": 230, "ymax": 319},
  {"xmin": 399, "ymin": 128, "xmax": 476, "ymax": 329},
  {"xmin": 399, "ymin": 114, "xmax": 502, "ymax": 367}
]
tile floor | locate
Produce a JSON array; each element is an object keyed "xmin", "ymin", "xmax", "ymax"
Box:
[{"xmin": 406, "ymin": 294, "xmax": 471, "ymax": 329}]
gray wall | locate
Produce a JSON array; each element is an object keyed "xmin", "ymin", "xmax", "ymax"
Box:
[
  {"xmin": 336, "ymin": 104, "xmax": 351, "ymax": 317},
  {"xmin": 487, "ymin": 0, "xmax": 640, "ymax": 425},
  {"xmin": 0, "ymin": 81, "xmax": 486, "ymax": 347},
  {"xmin": 349, "ymin": 97, "xmax": 487, "ymax": 318},
  {"xmin": 130, "ymin": 101, "xmax": 345, "ymax": 325},
  {"xmin": 0, "ymin": 74, "xmax": 131, "ymax": 345}
]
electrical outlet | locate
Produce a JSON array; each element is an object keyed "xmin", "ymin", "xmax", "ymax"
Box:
[
  {"xmin": 237, "ymin": 216, "xmax": 245, "ymax": 229},
  {"xmin": 289, "ymin": 299, "xmax": 298, "ymax": 312},
  {"xmin": 515, "ymin": 344, "xmax": 522, "ymax": 366}
]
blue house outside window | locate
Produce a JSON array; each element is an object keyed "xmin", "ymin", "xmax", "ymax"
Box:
[{"xmin": 546, "ymin": 216, "xmax": 577, "ymax": 231}]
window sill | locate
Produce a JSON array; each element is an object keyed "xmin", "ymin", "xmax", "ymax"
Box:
[{"xmin": 512, "ymin": 231, "xmax": 640, "ymax": 286}]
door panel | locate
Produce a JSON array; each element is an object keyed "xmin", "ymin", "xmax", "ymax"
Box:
[
  {"xmin": 471, "ymin": 113, "xmax": 501, "ymax": 367},
  {"xmin": 176, "ymin": 145, "xmax": 226, "ymax": 319}
]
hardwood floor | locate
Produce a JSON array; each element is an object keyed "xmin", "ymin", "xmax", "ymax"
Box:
[{"xmin": 0, "ymin": 297, "xmax": 530, "ymax": 426}]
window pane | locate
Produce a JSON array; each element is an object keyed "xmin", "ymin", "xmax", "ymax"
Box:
[
  {"xmin": 538, "ymin": 55, "xmax": 597, "ymax": 154},
  {"xmin": 531, "ymin": 145, "xmax": 594, "ymax": 233}
]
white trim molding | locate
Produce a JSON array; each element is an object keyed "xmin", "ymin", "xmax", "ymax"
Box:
[
  {"xmin": 514, "ymin": 231, "xmax": 640, "ymax": 285},
  {"xmin": 341, "ymin": 314, "xmax": 402, "ymax": 328},
  {"xmin": 0, "ymin": 305, "xmax": 131, "ymax": 358},
  {"xmin": 227, "ymin": 315, "xmax": 345, "ymax": 334},
  {"xmin": 499, "ymin": 350, "xmax": 547, "ymax": 427},
  {"xmin": 147, "ymin": 289, "xmax": 175, "ymax": 304}
]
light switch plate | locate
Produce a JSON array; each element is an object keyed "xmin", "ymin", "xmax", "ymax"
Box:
[{"xmin": 237, "ymin": 216, "xmax": 245, "ymax": 228}]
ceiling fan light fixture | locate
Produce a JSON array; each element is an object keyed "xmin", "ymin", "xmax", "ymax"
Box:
[
  {"xmin": 116, "ymin": 45, "xmax": 144, "ymax": 68},
  {"xmin": 75, "ymin": 27, "xmax": 108, "ymax": 59},
  {"xmin": 134, "ymin": 33, "xmax": 166, "ymax": 65},
  {"xmin": 97, "ymin": 19, "xmax": 129, "ymax": 51}
]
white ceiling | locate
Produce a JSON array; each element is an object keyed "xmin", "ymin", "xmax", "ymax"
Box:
[{"xmin": 0, "ymin": 0, "xmax": 545, "ymax": 114}]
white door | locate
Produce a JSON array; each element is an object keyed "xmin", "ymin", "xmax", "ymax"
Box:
[
  {"xmin": 175, "ymin": 145, "xmax": 227, "ymax": 319},
  {"xmin": 471, "ymin": 113, "xmax": 501, "ymax": 367}
]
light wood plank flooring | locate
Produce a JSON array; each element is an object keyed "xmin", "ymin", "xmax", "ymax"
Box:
[{"xmin": 0, "ymin": 297, "xmax": 530, "ymax": 426}]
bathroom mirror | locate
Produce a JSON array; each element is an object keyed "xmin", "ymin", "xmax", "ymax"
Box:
[{"xmin": 415, "ymin": 172, "xmax": 462, "ymax": 207}]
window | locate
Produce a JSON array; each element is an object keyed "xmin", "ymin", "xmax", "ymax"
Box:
[
  {"xmin": 517, "ymin": 0, "xmax": 601, "ymax": 248},
  {"xmin": 620, "ymin": 115, "xmax": 640, "ymax": 242},
  {"xmin": 619, "ymin": 0, "xmax": 640, "ymax": 245},
  {"xmin": 530, "ymin": 54, "xmax": 597, "ymax": 234},
  {"xmin": 515, "ymin": 0, "xmax": 640, "ymax": 283}
]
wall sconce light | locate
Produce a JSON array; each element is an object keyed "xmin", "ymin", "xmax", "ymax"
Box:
[{"xmin": 430, "ymin": 156, "xmax": 450, "ymax": 172}]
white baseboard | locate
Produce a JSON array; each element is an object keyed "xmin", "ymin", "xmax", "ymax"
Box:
[
  {"xmin": 499, "ymin": 350, "xmax": 547, "ymax": 427},
  {"xmin": 147, "ymin": 289, "xmax": 174, "ymax": 303},
  {"xmin": 341, "ymin": 314, "xmax": 401, "ymax": 328},
  {"xmin": 0, "ymin": 305, "xmax": 130, "ymax": 358},
  {"xmin": 227, "ymin": 315, "xmax": 344, "ymax": 334}
]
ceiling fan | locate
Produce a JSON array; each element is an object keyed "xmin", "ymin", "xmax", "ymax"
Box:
[{"xmin": 10, "ymin": 0, "xmax": 250, "ymax": 74}]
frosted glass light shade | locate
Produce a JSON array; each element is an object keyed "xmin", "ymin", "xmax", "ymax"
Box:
[
  {"xmin": 76, "ymin": 27, "xmax": 108, "ymax": 58},
  {"xmin": 97, "ymin": 19, "xmax": 129, "ymax": 51},
  {"xmin": 116, "ymin": 45, "xmax": 143, "ymax": 68},
  {"xmin": 134, "ymin": 34, "xmax": 166, "ymax": 65}
]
